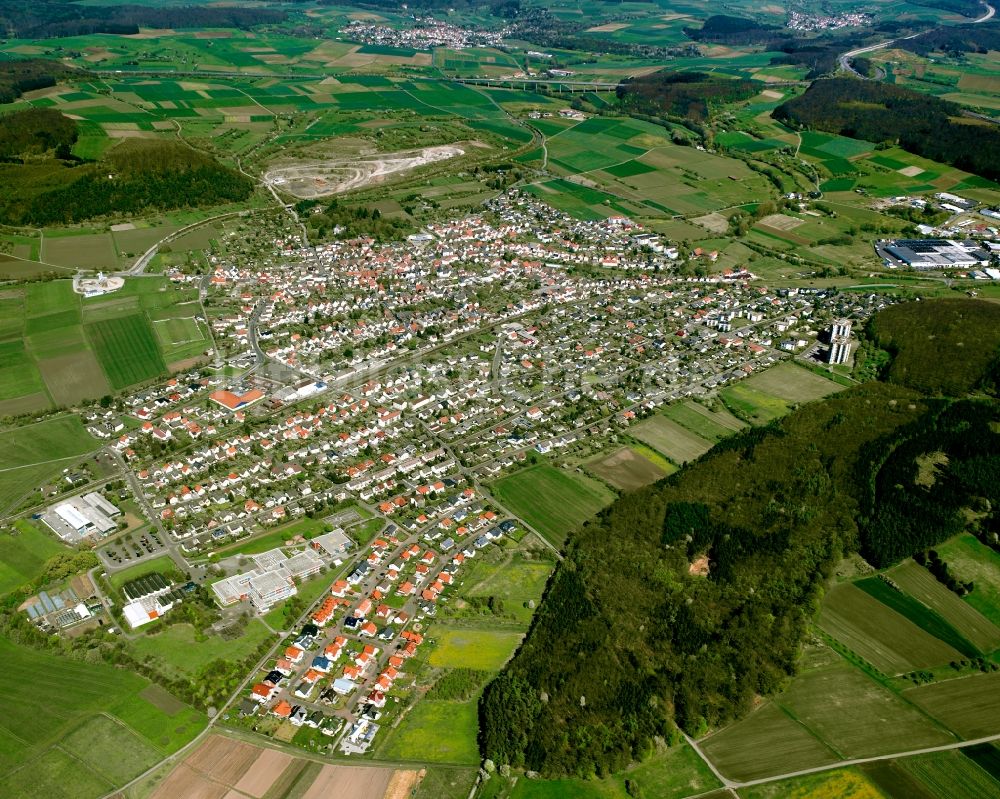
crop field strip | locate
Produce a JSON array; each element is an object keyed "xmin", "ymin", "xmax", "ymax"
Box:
[
  {"xmin": 903, "ymin": 671, "xmax": 1000, "ymax": 739},
  {"xmin": 818, "ymin": 582, "xmax": 963, "ymax": 675},
  {"xmin": 887, "ymin": 560, "xmax": 1000, "ymax": 654}
]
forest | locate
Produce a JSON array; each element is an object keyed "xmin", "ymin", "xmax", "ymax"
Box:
[
  {"xmin": 0, "ymin": 59, "xmax": 86, "ymax": 105},
  {"xmin": 0, "ymin": 1, "xmax": 285, "ymax": 38},
  {"xmin": 616, "ymin": 71, "xmax": 758, "ymax": 122},
  {"xmin": 480, "ymin": 297, "xmax": 1000, "ymax": 777},
  {"xmin": 0, "ymin": 108, "xmax": 77, "ymax": 159},
  {"xmin": 0, "ymin": 133, "xmax": 254, "ymax": 225},
  {"xmin": 899, "ymin": 18, "xmax": 1000, "ymax": 56},
  {"xmin": 774, "ymin": 78, "xmax": 1000, "ymax": 181}
]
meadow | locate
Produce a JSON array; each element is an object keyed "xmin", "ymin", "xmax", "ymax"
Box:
[
  {"xmin": 662, "ymin": 400, "xmax": 745, "ymax": 442},
  {"xmin": 129, "ymin": 619, "xmax": 274, "ymax": 678},
  {"xmin": 739, "ymin": 362, "xmax": 846, "ymax": 404},
  {"xmin": 427, "ymin": 628, "xmax": 523, "ymax": 671},
  {"xmin": 490, "ymin": 464, "xmax": 615, "ymax": 549},
  {"xmin": 0, "ymin": 521, "xmax": 67, "ymax": 594},
  {"xmin": 462, "ymin": 553, "xmax": 554, "ymax": 625},
  {"xmin": 933, "ymin": 534, "xmax": 1000, "ymax": 627},
  {"xmin": 0, "ymin": 415, "xmax": 99, "ymax": 515},
  {"xmin": 378, "ymin": 698, "xmax": 480, "ymax": 764}
]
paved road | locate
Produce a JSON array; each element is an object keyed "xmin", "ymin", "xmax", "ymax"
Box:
[{"xmin": 839, "ymin": 3, "xmax": 995, "ymax": 77}]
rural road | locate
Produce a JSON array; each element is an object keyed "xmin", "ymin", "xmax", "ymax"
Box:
[{"xmin": 839, "ymin": 2, "xmax": 995, "ymax": 77}]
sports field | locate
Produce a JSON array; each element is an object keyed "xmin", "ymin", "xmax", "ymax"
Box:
[
  {"xmin": 631, "ymin": 415, "xmax": 713, "ymax": 464},
  {"xmin": 491, "ymin": 464, "xmax": 615, "ymax": 548}
]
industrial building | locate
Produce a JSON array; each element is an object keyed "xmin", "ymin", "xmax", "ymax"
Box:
[
  {"xmin": 42, "ymin": 492, "xmax": 122, "ymax": 543},
  {"xmin": 879, "ymin": 239, "xmax": 986, "ymax": 270}
]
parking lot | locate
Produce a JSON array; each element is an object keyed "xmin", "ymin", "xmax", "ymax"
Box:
[{"xmin": 100, "ymin": 528, "xmax": 167, "ymax": 566}]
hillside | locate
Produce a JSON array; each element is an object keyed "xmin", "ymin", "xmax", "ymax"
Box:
[
  {"xmin": 0, "ymin": 58, "xmax": 86, "ymax": 104},
  {"xmin": 869, "ymin": 297, "xmax": 1000, "ymax": 396},
  {"xmin": 774, "ymin": 78, "xmax": 1000, "ymax": 181},
  {"xmin": 0, "ymin": 107, "xmax": 77, "ymax": 159},
  {"xmin": 0, "ymin": 133, "xmax": 255, "ymax": 225},
  {"xmin": 480, "ymin": 298, "xmax": 1000, "ymax": 777}
]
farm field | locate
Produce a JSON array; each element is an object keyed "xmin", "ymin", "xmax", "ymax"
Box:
[
  {"xmin": 148, "ymin": 733, "xmax": 414, "ymax": 799},
  {"xmin": 630, "ymin": 415, "xmax": 713, "ymax": 465},
  {"xmin": 887, "ymin": 560, "xmax": 1000, "ymax": 654},
  {"xmin": 585, "ymin": 445, "xmax": 668, "ymax": 490},
  {"xmin": 0, "ymin": 278, "xmax": 206, "ymax": 407},
  {"xmin": 490, "ymin": 464, "xmax": 615, "ymax": 549},
  {"xmin": 427, "ymin": 627, "xmax": 523, "ymax": 671},
  {"xmin": 903, "ymin": 672, "xmax": 1000, "ymax": 739},
  {"xmin": 662, "ymin": 400, "xmax": 745, "ymax": 442},
  {"xmin": 818, "ymin": 583, "xmax": 963, "ymax": 675},
  {"xmin": 720, "ymin": 382, "xmax": 791, "ymax": 425},
  {"xmin": 776, "ymin": 661, "xmax": 954, "ymax": 758},
  {"xmin": 0, "ymin": 636, "xmax": 204, "ymax": 798},
  {"xmin": 738, "ymin": 768, "xmax": 888, "ymax": 799},
  {"xmin": 700, "ymin": 701, "xmax": 838, "ymax": 782},
  {"xmin": 934, "ymin": 534, "xmax": 1000, "ymax": 627},
  {"xmin": 739, "ymin": 362, "xmax": 846, "ymax": 404},
  {"xmin": 895, "ymin": 750, "xmax": 1000, "ymax": 799}
]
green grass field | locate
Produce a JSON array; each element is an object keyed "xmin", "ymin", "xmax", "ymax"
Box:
[
  {"xmin": 934, "ymin": 534, "xmax": 1000, "ymax": 628},
  {"xmin": 86, "ymin": 314, "xmax": 167, "ymax": 389},
  {"xmin": 0, "ymin": 636, "xmax": 204, "ymax": 798},
  {"xmin": 739, "ymin": 362, "xmax": 845, "ymax": 404},
  {"xmin": 0, "ymin": 415, "xmax": 99, "ymax": 514},
  {"xmin": 662, "ymin": 401, "xmax": 743, "ymax": 442},
  {"xmin": 819, "ymin": 583, "xmax": 963, "ymax": 675},
  {"xmin": 721, "ymin": 383, "xmax": 793, "ymax": 425},
  {"xmin": 129, "ymin": 620, "xmax": 273, "ymax": 677},
  {"xmin": 379, "ymin": 698, "xmax": 480, "ymax": 764},
  {"xmin": 491, "ymin": 464, "xmax": 614, "ymax": 549},
  {"xmin": 464, "ymin": 554, "xmax": 554, "ymax": 625},
  {"xmin": 0, "ymin": 521, "xmax": 66, "ymax": 595},
  {"xmin": 427, "ymin": 628, "xmax": 523, "ymax": 671}
]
